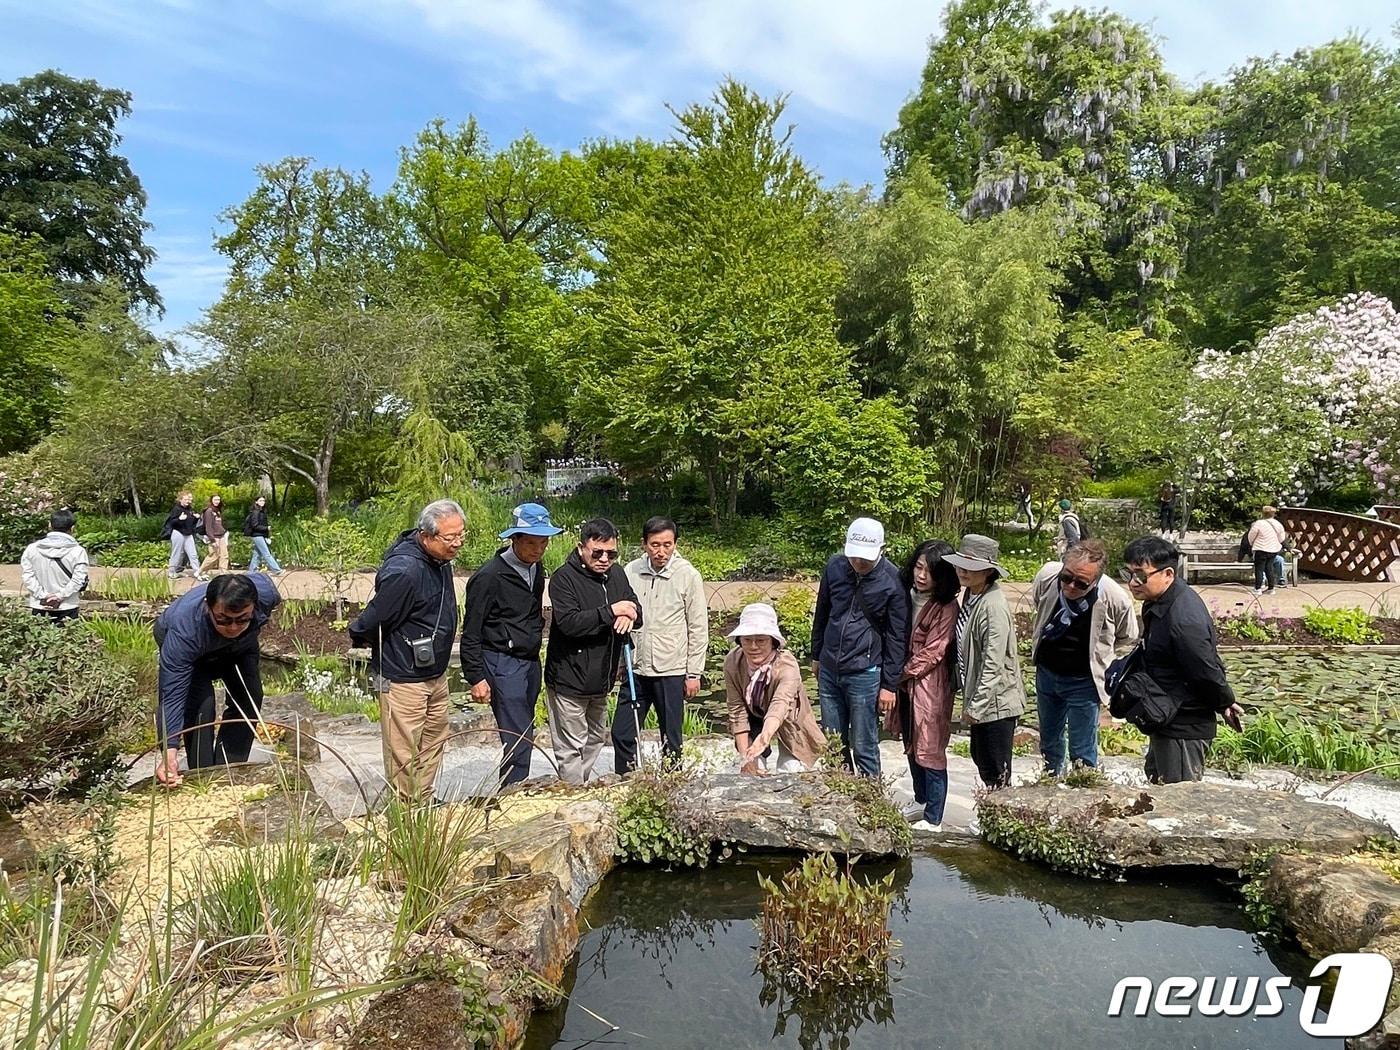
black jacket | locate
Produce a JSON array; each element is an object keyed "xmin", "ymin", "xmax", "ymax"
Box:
[
  {"xmin": 349, "ymin": 529, "xmax": 458, "ymax": 683},
  {"xmin": 1140, "ymin": 578, "xmax": 1236, "ymax": 740},
  {"xmin": 242, "ymin": 508, "xmax": 270, "ymax": 538},
  {"xmin": 543, "ymin": 549, "xmax": 643, "ymax": 696},
  {"xmin": 159, "ymin": 504, "xmax": 198, "ymax": 539},
  {"xmin": 811, "ymin": 554, "xmax": 910, "ymax": 691},
  {"xmin": 460, "ymin": 549, "xmax": 547, "ymax": 685}
]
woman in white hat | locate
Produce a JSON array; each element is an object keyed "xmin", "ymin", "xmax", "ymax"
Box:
[
  {"xmin": 725, "ymin": 602, "xmax": 826, "ymax": 773},
  {"xmin": 943, "ymin": 534, "xmax": 1026, "ymax": 791}
]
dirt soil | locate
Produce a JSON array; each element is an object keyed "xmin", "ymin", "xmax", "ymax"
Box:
[{"xmin": 260, "ymin": 605, "xmax": 360, "ymax": 655}]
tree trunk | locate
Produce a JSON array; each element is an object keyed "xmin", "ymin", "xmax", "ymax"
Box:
[
  {"xmin": 314, "ymin": 431, "xmax": 336, "ymax": 517},
  {"xmin": 128, "ymin": 471, "xmax": 143, "ymax": 518},
  {"xmin": 726, "ymin": 470, "xmax": 739, "ymax": 520},
  {"xmin": 703, "ymin": 464, "xmax": 722, "ymax": 532}
]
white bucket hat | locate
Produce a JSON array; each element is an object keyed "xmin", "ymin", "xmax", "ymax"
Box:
[{"xmin": 727, "ymin": 602, "xmax": 785, "ymax": 646}]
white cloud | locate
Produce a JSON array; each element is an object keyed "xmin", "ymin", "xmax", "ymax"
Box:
[{"xmin": 145, "ymin": 231, "xmax": 227, "ymax": 337}]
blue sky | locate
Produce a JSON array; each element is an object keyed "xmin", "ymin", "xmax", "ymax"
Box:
[{"xmin": 2, "ymin": 0, "xmax": 1396, "ymax": 337}]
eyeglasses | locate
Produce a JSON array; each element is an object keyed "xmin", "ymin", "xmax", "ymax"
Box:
[
  {"xmin": 1118, "ymin": 565, "xmax": 1172, "ymax": 586},
  {"xmin": 210, "ymin": 610, "xmax": 255, "ymax": 628},
  {"xmin": 587, "ymin": 548, "xmax": 619, "ymax": 561},
  {"xmin": 434, "ymin": 533, "xmax": 465, "ymax": 545},
  {"xmin": 1058, "ymin": 571, "xmax": 1097, "ymax": 590}
]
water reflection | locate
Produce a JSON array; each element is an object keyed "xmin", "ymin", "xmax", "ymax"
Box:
[{"xmin": 525, "ymin": 848, "xmax": 1337, "ymax": 1050}]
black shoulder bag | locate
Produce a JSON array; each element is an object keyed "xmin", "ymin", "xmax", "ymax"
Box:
[{"xmin": 1106, "ymin": 637, "xmax": 1183, "ymax": 735}]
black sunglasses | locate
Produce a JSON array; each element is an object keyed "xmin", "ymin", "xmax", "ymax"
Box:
[
  {"xmin": 1058, "ymin": 571, "xmax": 1096, "ymax": 590},
  {"xmin": 587, "ymin": 548, "xmax": 619, "ymax": 561}
]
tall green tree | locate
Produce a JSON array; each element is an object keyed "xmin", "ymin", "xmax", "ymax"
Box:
[
  {"xmin": 886, "ymin": 1, "xmax": 1208, "ymax": 331},
  {"xmin": 0, "ymin": 231, "xmax": 70, "ymax": 454},
  {"xmin": 0, "ymin": 70, "xmax": 159, "ymax": 312},
  {"xmin": 391, "ymin": 120, "xmax": 594, "ymax": 456},
  {"xmin": 206, "ymin": 158, "xmax": 425, "ymax": 514},
  {"xmin": 577, "ymin": 80, "xmax": 855, "ymax": 526},
  {"xmin": 1183, "ymin": 38, "xmax": 1400, "ymax": 350},
  {"xmin": 837, "ymin": 164, "xmax": 1063, "ymax": 521}
]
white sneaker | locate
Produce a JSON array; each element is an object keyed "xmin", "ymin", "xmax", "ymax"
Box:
[
  {"xmin": 910, "ymin": 819, "xmax": 942, "ymax": 833},
  {"xmin": 1251, "ymin": 587, "xmax": 1263, "ymax": 595},
  {"xmin": 967, "ymin": 818, "xmax": 981, "ymax": 835},
  {"xmin": 195, "ymin": 573, "xmax": 210, "ymax": 582}
]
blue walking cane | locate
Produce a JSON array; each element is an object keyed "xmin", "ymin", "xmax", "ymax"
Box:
[{"xmin": 622, "ymin": 639, "xmax": 646, "ymax": 772}]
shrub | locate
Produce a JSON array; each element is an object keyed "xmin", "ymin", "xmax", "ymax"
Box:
[
  {"xmin": 615, "ymin": 767, "xmax": 711, "ymax": 867},
  {"xmin": 0, "ymin": 464, "xmax": 55, "ymax": 562},
  {"xmin": 0, "ymin": 600, "xmax": 144, "ymax": 791},
  {"xmin": 1302, "ymin": 606, "xmax": 1382, "ymax": 645},
  {"xmin": 757, "ymin": 851, "xmax": 898, "ymax": 986},
  {"xmin": 97, "ymin": 540, "xmax": 170, "ymax": 568}
]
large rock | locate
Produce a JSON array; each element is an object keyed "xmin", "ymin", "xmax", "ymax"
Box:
[
  {"xmin": 466, "ymin": 801, "xmax": 617, "ymax": 907},
  {"xmin": 1263, "ymin": 852, "xmax": 1400, "ymax": 959},
  {"xmin": 345, "ymin": 977, "xmax": 506, "ymax": 1050},
  {"xmin": 446, "ymin": 871, "xmax": 578, "ymax": 987},
  {"xmin": 979, "ymin": 780, "xmax": 1390, "ymax": 875},
  {"xmin": 210, "ymin": 789, "xmax": 344, "ymax": 847},
  {"xmin": 0, "ymin": 811, "xmax": 36, "ymax": 871},
  {"xmin": 670, "ymin": 772, "xmax": 911, "ymax": 857}
]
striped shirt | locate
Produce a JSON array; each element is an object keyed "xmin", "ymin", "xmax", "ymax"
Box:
[{"xmin": 954, "ymin": 592, "xmax": 982, "ymax": 688}]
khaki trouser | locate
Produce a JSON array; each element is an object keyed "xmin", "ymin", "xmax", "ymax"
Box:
[
  {"xmin": 379, "ymin": 674, "xmax": 451, "ymax": 800},
  {"xmin": 200, "ymin": 534, "xmax": 229, "ymax": 573},
  {"xmin": 545, "ymin": 687, "xmax": 609, "ymax": 785}
]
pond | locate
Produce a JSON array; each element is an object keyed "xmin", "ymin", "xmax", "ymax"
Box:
[
  {"xmin": 525, "ymin": 849, "xmax": 1337, "ymax": 1050},
  {"xmin": 1222, "ymin": 649, "xmax": 1400, "ymax": 731}
]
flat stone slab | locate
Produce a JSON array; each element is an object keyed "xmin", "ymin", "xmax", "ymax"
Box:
[
  {"xmin": 980, "ymin": 780, "xmax": 1391, "ymax": 875},
  {"xmin": 671, "ymin": 772, "xmax": 910, "ymax": 857}
]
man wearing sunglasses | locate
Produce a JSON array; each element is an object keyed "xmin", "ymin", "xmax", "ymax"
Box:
[
  {"xmin": 1028, "ymin": 539, "xmax": 1138, "ymax": 775},
  {"xmin": 1121, "ymin": 535, "xmax": 1243, "ymax": 784},
  {"xmin": 153, "ymin": 572, "xmax": 281, "ymax": 787},
  {"xmin": 543, "ymin": 517, "xmax": 644, "ymax": 784}
]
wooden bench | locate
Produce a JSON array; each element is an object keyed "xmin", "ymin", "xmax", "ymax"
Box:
[{"xmin": 1176, "ymin": 534, "xmax": 1299, "ymax": 587}]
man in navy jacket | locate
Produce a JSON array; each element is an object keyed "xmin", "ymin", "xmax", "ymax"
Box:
[
  {"xmin": 811, "ymin": 517, "xmax": 909, "ymax": 777},
  {"xmin": 153, "ymin": 572, "xmax": 281, "ymax": 786}
]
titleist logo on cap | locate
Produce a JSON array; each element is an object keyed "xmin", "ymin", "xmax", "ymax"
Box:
[{"xmin": 849, "ymin": 532, "xmax": 879, "ymax": 545}]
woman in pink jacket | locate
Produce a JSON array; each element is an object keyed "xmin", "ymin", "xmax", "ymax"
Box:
[{"xmin": 894, "ymin": 539, "xmax": 961, "ymax": 831}]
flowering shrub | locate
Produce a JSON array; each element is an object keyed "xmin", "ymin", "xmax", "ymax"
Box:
[
  {"xmin": 0, "ymin": 463, "xmax": 56, "ymax": 561},
  {"xmin": 1184, "ymin": 293, "xmax": 1400, "ymax": 514}
]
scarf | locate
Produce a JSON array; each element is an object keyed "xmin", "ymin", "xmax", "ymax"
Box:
[
  {"xmin": 743, "ymin": 654, "xmax": 780, "ymax": 717},
  {"xmin": 1040, "ymin": 586, "xmax": 1093, "ymax": 643}
]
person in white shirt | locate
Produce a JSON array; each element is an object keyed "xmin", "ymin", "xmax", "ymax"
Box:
[
  {"xmin": 20, "ymin": 509, "xmax": 89, "ymax": 624},
  {"xmin": 1246, "ymin": 505, "xmax": 1287, "ymax": 594}
]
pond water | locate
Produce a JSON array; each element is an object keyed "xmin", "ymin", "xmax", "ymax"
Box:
[
  {"xmin": 525, "ymin": 849, "xmax": 1337, "ymax": 1050},
  {"xmin": 1222, "ymin": 650, "xmax": 1400, "ymax": 730}
]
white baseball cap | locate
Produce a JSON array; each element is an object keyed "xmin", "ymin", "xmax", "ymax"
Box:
[{"xmin": 844, "ymin": 517, "xmax": 885, "ymax": 560}]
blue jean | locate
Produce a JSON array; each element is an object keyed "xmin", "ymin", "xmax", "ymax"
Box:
[
  {"xmin": 248, "ymin": 536, "xmax": 282, "ymax": 573},
  {"xmin": 818, "ymin": 666, "xmax": 882, "ymax": 777},
  {"xmin": 908, "ymin": 757, "xmax": 948, "ymax": 824},
  {"xmin": 1272, "ymin": 553, "xmax": 1286, "ymax": 586},
  {"xmin": 1035, "ymin": 665, "xmax": 1101, "ymax": 774}
]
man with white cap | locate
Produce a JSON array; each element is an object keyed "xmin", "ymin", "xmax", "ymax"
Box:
[
  {"xmin": 460, "ymin": 502, "xmax": 563, "ymax": 787},
  {"xmin": 810, "ymin": 517, "xmax": 910, "ymax": 776}
]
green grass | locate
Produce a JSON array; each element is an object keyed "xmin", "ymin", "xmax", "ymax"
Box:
[
  {"xmin": 85, "ymin": 614, "xmax": 158, "ymax": 704},
  {"xmin": 183, "ymin": 835, "xmax": 320, "ymax": 983},
  {"xmin": 1209, "ymin": 710, "xmax": 1400, "ymax": 779},
  {"xmin": 94, "ymin": 570, "xmax": 171, "ymax": 602}
]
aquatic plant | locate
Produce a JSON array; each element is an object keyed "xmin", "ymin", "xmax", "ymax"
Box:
[
  {"xmin": 1209, "ymin": 710, "xmax": 1400, "ymax": 779},
  {"xmin": 1217, "ymin": 611, "xmax": 1277, "ymax": 643},
  {"xmin": 977, "ymin": 794, "xmax": 1112, "ymax": 877},
  {"xmin": 757, "ymin": 851, "xmax": 898, "ymax": 986}
]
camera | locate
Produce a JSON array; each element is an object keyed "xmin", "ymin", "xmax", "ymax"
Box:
[{"xmin": 407, "ymin": 635, "xmax": 436, "ymax": 669}]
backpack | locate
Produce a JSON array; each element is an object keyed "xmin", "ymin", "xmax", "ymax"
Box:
[{"xmin": 1063, "ymin": 512, "xmax": 1089, "ymax": 540}]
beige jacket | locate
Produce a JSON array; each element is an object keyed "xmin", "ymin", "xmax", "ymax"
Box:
[
  {"xmin": 1028, "ymin": 561, "xmax": 1140, "ymax": 704},
  {"xmin": 624, "ymin": 552, "xmax": 708, "ymax": 678},
  {"xmin": 725, "ymin": 647, "xmax": 825, "ymax": 766}
]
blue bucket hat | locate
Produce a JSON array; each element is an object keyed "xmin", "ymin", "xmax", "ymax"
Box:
[{"xmin": 499, "ymin": 502, "xmax": 564, "ymax": 539}]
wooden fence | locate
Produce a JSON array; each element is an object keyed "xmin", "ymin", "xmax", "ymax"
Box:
[{"xmin": 1278, "ymin": 508, "xmax": 1400, "ymax": 582}]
